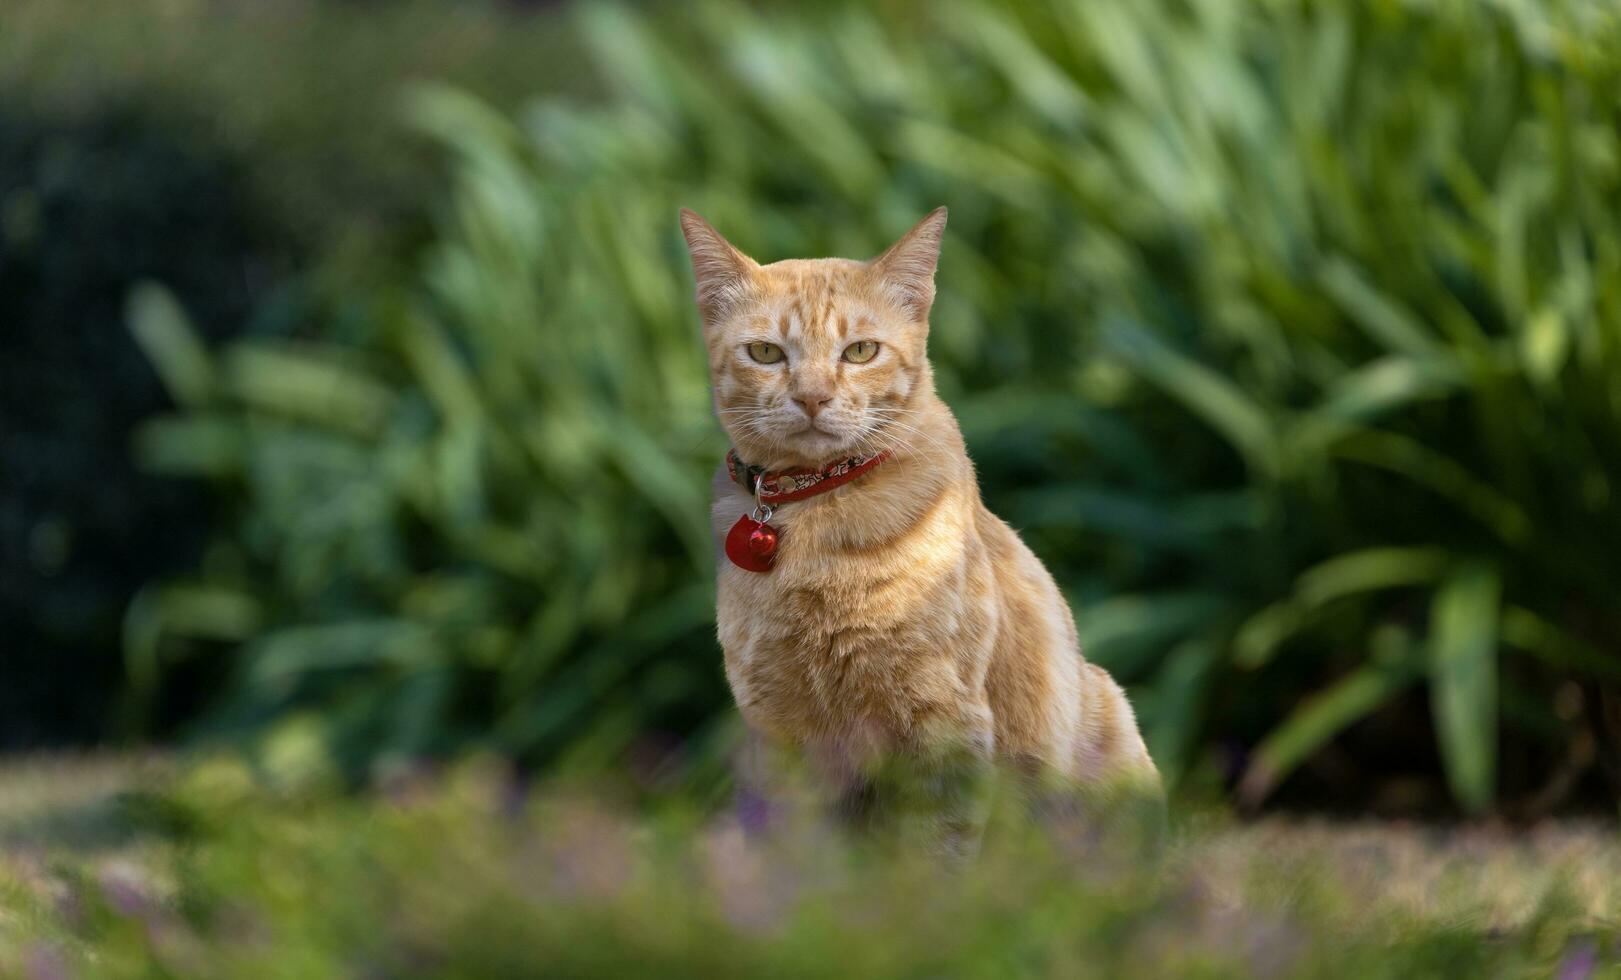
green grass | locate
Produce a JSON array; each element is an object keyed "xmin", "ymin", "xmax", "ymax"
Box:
[{"xmin": 1, "ymin": 755, "xmax": 1617, "ymax": 978}]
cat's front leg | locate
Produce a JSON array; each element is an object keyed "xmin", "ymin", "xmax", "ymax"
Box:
[
  {"xmin": 894, "ymin": 702, "xmax": 997, "ymax": 862},
  {"xmin": 732, "ymin": 723, "xmax": 892, "ymax": 838},
  {"xmin": 730, "ymin": 727, "xmax": 785, "ymax": 838}
]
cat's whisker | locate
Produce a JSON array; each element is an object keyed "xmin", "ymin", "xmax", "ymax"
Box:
[{"xmin": 866, "ymin": 414, "xmax": 950, "ymax": 459}]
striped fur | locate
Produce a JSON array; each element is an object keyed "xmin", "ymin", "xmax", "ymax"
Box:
[{"xmin": 681, "ymin": 207, "xmax": 1161, "ymax": 805}]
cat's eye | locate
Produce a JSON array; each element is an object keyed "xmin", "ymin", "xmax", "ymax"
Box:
[
  {"xmin": 746, "ymin": 342, "xmax": 785, "ymax": 364},
  {"xmin": 842, "ymin": 340, "xmax": 880, "ymax": 364}
]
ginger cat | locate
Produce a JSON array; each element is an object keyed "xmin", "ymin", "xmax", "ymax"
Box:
[{"xmin": 681, "ymin": 206, "xmax": 1162, "ymax": 839}]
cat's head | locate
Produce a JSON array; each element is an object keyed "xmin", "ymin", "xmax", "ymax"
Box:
[{"xmin": 680, "ymin": 207, "xmax": 946, "ymax": 470}]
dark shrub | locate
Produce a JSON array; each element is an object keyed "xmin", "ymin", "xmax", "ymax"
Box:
[{"xmin": 0, "ymin": 109, "xmax": 290, "ymax": 746}]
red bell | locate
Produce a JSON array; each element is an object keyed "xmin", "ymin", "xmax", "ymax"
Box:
[
  {"xmin": 725, "ymin": 514, "xmax": 780, "ymax": 573},
  {"xmin": 747, "ymin": 524, "xmax": 778, "ymax": 558}
]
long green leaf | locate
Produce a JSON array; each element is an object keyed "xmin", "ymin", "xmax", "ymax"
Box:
[
  {"xmin": 1240, "ymin": 647, "xmax": 1421, "ymax": 807},
  {"xmin": 1500, "ymin": 606, "xmax": 1621, "ymax": 682},
  {"xmin": 1102, "ymin": 315, "xmax": 1280, "ymax": 477},
  {"xmin": 1295, "ymin": 547, "xmax": 1451, "ymax": 608},
  {"xmin": 1235, "ymin": 547, "xmax": 1451, "ymax": 669},
  {"xmin": 1429, "ymin": 563, "xmax": 1502, "ymax": 813},
  {"xmin": 1318, "ymin": 256, "xmax": 1443, "ymax": 360},
  {"xmin": 1074, "ymin": 592, "xmax": 1232, "ymax": 678},
  {"xmin": 126, "ymin": 282, "xmax": 216, "ymax": 408},
  {"xmin": 1139, "ymin": 637, "xmax": 1222, "ymax": 786}
]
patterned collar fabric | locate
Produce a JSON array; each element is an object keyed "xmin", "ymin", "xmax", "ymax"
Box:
[{"xmin": 726, "ymin": 448, "xmax": 893, "ymax": 504}]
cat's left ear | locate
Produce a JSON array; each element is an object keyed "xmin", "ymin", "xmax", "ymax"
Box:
[{"xmin": 869, "ymin": 206, "xmax": 947, "ymax": 321}]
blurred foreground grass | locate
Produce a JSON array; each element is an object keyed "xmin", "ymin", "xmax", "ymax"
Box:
[{"xmin": 1, "ymin": 755, "xmax": 1616, "ymax": 978}]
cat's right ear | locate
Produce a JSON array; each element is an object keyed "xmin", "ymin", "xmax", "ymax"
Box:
[{"xmin": 679, "ymin": 208, "xmax": 758, "ymax": 325}]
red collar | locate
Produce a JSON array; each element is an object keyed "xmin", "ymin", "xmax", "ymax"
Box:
[{"xmin": 726, "ymin": 448, "xmax": 892, "ymax": 504}]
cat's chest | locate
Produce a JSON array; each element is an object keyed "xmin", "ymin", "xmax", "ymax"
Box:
[
  {"xmin": 709, "ymin": 463, "xmax": 994, "ymax": 739},
  {"xmin": 715, "ymin": 500, "xmax": 976, "ymax": 655},
  {"xmin": 717, "ymin": 518, "xmax": 878, "ymax": 631},
  {"xmin": 716, "ymin": 500, "xmax": 918, "ymax": 611},
  {"xmin": 716, "ymin": 543, "xmax": 989, "ymax": 740},
  {"xmin": 712, "ymin": 474, "xmax": 977, "ymax": 641},
  {"xmin": 717, "ymin": 565, "xmax": 928, "ymax": 733}
]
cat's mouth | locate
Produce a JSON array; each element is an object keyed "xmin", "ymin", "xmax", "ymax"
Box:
[
  {"xmin": 787, "ymin": 420, "xmax": 854, "ymax": 450},
  {"xmin": 794, "ymin": 420, "xmax": 853, "ymax": 440}
]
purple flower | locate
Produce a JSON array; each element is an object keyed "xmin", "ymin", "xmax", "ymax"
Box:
[
  {"xmin": 23, "ymin": 944, "xmax": 70, "ymax": 980},
  {"xmin": 1556, "ymin": 939, "xmax": 1598, "ymax": 980}
]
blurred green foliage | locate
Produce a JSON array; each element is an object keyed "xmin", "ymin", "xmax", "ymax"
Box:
[
  {"xmin": 127, "ymin": 0, "xmax": 1621, "ymax": 811},
  {"xmin": 0, "ymin": 0, "xmax": 592, "ymax": 269},
  {"xmin": 0, "ymin": 0, "xmax": 585, "ymax": 749},
  {"xmin": 4, "ymin": 757, "xmax": 1618, "ymax": 978}
]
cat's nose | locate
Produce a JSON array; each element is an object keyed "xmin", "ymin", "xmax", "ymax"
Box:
[{"xmin": 793, "ymin": 393, "xmax": 834, "ymax": 418}]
